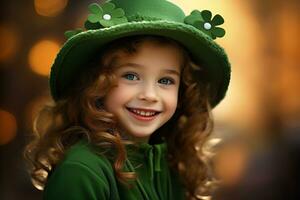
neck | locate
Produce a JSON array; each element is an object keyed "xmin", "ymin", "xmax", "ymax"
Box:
[{"xmin": 117, "ymin": 127, "xmax": 150, "ymax": 144}]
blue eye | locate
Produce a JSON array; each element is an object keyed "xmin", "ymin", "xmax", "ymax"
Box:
[
  {"xmin": 159, "ymin": 78, "xmax": 174, "ymax": 85},
  {"xmin": 122, "ymin": 73, "xmax": 139, "ymax": 81}
]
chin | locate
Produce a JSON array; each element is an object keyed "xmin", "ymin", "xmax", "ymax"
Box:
[
  {"xmin": 123, "ymin": 126, "xmax": 155, "ymax": 140},
  {"xmin": 128, "ymin": 130, "xmax": 153, "ymax": 138}
]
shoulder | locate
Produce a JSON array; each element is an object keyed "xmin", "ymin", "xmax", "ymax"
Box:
[
  {"xmin": 44, "ymin": 140, "xmax": 115, "ymax": 200},
  {"xmin": 61, "ymin": 139, "xmax": 113, "ymax": 174}
]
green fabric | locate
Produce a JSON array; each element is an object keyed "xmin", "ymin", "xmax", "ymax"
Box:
[
  {"xmin": 86, "ymin": 2, "xmax": 128, "ymax": 28},
  {"xmin": 43, "ymin": 140, "xmax": 185, "ymax": 200},
  {"xmin": 49, "ymin": 0, "xmax": 231, "ymax": 108},
  {"xmin": 184, "ymin": 10, "xmax": 225, "ymax": 39}
]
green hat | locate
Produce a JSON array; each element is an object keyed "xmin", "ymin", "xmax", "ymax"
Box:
[{"xmin": 50, "ymin": 0, "xmax": 231, "ymax": 107}]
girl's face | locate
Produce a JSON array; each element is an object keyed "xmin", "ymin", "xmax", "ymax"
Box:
[{"xmin": 103, "ymin": 41, "xmax": 183, "ymax": 142}]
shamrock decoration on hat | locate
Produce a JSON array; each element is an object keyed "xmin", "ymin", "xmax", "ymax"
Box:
[
  {"xmin": 86, "ymin": 2, "xmax": 128, "ymax": 28},
  {"xmin": 65, "ymin": 2, "xmax": 128, "ymax": 38},
  {"xmin": 184, "ymin": 10, "xmax": 225, "ymax": 39},
  {"xmin": 65, "ymin": 2, "xmax": 226, "ymax": 40}
]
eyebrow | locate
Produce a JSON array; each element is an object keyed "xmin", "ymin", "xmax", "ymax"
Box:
[{"xmin": 116, "ymin": 63, "xmax": 181, "ymax": 76}]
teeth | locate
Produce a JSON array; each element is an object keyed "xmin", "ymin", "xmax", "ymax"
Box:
[{"xmin": 131, "ymin": 109, "xmax": 156, "ymax": 117}]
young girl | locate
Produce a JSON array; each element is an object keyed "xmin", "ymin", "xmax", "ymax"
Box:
[{"xmin": 24, "ymin": 0, "xmax": 230, "ymax": 199}]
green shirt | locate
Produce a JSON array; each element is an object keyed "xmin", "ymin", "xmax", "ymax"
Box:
[{"xmin": 43, "ymin": 139, "xmax": 185, "ymax": 200}]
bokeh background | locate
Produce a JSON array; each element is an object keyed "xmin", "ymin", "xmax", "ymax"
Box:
[{"xmin": 0, "ymin": 0, "xmax": 299, "ymax": 199}]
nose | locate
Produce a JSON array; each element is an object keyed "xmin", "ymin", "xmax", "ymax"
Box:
[{"xmin": 137, "ymin": 82, "xmax": 159, "ymax": 102}]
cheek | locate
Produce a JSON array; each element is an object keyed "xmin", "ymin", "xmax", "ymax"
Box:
[
  {"xmin": 163, "ymin": 88, "xmax": 179, "ymax": 113},
  {"xmin": 103, "ymin": 84, "xmax": 133, "ymax": 110}
]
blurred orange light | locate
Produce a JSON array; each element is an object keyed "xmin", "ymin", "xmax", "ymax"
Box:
[
  {"xmin": 0, "ymin": 109, "xmax": 17, "ymax": 145},
  {"xmin": 214, "ymin": 143, "xmax": 249, "ymax": 186},
  {"xmin": 34, "ymin": 0, "xmax": 68, "ymax": 17},
  {"xmin": 29, "ymin": 40, "xmax": 60, "ymax": 76},
  {"xmin": 0, "ymin": 25, "xmax": 18, "ymax": 63}
]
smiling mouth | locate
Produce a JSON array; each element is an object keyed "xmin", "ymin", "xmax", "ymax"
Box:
[{"xmin": 126, "ymin": 107, "xmax": 161, "ymax": 117}]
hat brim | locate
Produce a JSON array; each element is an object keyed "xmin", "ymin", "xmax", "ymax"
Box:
[{"xmin": 50, "ymin": 20, "xmax": 230, "ymax": 107}]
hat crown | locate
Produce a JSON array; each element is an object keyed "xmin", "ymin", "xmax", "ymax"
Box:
[{"xmin": 110, "ymin": 0, "xmax": 186, "ymax": 23}]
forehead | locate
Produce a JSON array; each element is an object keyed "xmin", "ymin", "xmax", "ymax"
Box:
[
  {"xmin": 115, "ymin": 62, "xmax": 181, "ymax": 77},
  {"xmin": 114, "ymin": 41, "xmax": 184, "ymax": 71}
]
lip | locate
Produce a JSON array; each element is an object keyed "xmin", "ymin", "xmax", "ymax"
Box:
[
  {"xmin": 126, "ymin": 107, "xmax": 160, "ymax": 122},
  {"xmin": 126, "ymin": 107, "xmax": 161, "ymax": 113}
]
